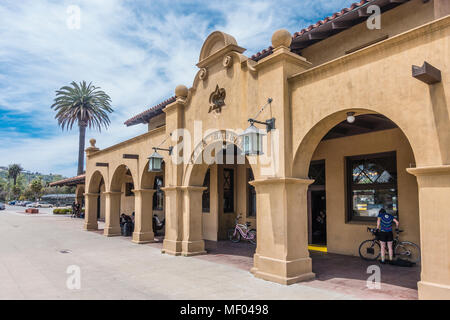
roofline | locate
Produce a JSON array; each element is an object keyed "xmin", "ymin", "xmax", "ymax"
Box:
[
  {"xmin": 251, "ymin": 0, "xmax": 410, "ymax": 61},
  {"xmin": 49, "ymin": 174, "xmax": 86, "ymax": 187}
]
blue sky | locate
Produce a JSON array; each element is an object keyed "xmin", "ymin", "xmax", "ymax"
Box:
[{"xmin": 0, "ymin": 0, "xmax": 355, "ymax": 177}]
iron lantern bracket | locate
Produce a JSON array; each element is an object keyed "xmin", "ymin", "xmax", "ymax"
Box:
[
  {"xmin": 248, "ymin": 118, "xmax": 276, "ymax": 132},
  {"xmin": 153, "ymin": 146, "xmax": 173, "ymax": 156}
]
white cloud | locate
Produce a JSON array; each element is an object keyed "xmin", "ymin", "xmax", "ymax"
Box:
[{"xmin": 0, "ymin": 0, "xmax": 355, "ymax": 177}]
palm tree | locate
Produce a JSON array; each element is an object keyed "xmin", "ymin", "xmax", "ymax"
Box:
[
  {"xmin": 51, "ymin": 81, "xmax": 113, "ymax": 175},
  {"xmin": 8, "ymin": 164, "xmax": 23, "ymax": 186}
]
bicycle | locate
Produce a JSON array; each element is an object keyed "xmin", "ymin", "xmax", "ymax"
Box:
[
  {"xmin": 358, "ymin": 227, "xmax": 420, "ymax": 263},
  {"xmin": 228, "ymin": 214, "xmax": 256, "ymax": 245}
]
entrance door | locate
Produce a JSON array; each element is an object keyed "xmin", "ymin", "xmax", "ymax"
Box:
[
  {"xmin": 310, "ymin": 190, "xmax": 326, "ymax": 245},
  {"xmin": 308, "ymin": 160, "xmax": 326, "ymax": 246}
]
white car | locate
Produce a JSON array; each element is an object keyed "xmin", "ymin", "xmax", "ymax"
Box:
[
  {"xmin": 27, "ymin": 202, "xmax": 53, "ymax": 208},
  {"xmin": 0, "ymin": 203, "xmax": 5, "ymax": 210}
]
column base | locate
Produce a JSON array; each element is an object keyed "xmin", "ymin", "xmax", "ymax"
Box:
[
  {"xmin": 162, "ymin": 239, "xmax": 183, "ymax": 256},
  {"xmin": 132, "ymin": 231, "xmax": 155, "ymax": 244},
  {"xmin": 418, "ymin": 281, "xmax": 450, "ymax": 300},
  {"xmin": 83, "ymin": 222, "xmax": 98, "ymax": 231},
  {"xmin": 181, "ymin": 240, "xmax": 207, "ymax": 257},
  {"xmin": 103, "ymin": 226, "xmax": 121, "ymax": 237},
  {"xmin": 251, "ymin": 253, "xmax": 315, "ymax": 285}
]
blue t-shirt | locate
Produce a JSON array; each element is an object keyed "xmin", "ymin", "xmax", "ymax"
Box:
[{"xmin": 378, "ymin": 212, "xmax": 395, "ymax": 232}]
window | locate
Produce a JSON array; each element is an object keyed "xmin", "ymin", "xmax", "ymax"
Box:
[
  {"xmin": 125, "ymin": 183, "xmax": 134, "ymax": 197},
  {"xmin": 202, "ymin": 169, "xmax": 210, "ymax": 212},
  {"xmin": 346, "ymin": 152, "xmax": 398, "ymax": 221},
  {"xmin": 247, "ymin": 169, "xmax": 256, "ymax": 217},
  {"xmin": 223, "ymin": 168, "xmax": 234, "ymax": 213},
  {"xmin": 153, "ymin": 176, "xmax": 164, "ymax": 210}
]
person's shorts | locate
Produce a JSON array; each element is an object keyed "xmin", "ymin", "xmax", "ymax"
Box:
[{"xmin": 378, "ymin": 231, "xmax": 393, "ymax": 242}]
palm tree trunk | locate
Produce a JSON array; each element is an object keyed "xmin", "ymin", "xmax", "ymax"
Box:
[{"xmin": 78, "ymin": 124, "xmax": 87, "ymax": 175}]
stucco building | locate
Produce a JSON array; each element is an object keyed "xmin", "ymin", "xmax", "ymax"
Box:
[{"xmin": 78, "ymin": 0, "xmax": 450, "ymax": 299}]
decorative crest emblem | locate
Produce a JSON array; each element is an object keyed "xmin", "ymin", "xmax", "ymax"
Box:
[{"xmin": 209, "ymin": 85, "xmax": 226, "ymax": 114}]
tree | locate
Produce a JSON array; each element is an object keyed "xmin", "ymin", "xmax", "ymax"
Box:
[
  {"xmin": 51, "ymin": 81, "xmax": 113, "ymax": 175},
  {"xmin": 8, "ymin": 164, "xmax": 23, "ymax": 186},
  {"xmin": 11, "ymin": 185, "xmax": 21, "ymax": 199},
  {"xmin": 30, "ymin": 178, "xmax": 43, "ymax": 201}
]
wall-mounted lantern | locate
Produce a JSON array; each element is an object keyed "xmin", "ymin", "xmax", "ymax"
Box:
[
  {"xmin": 240, "ymin": 98, "xmax": 274, "ymax": 156},
  {"xmin": 240, "ymin": 122, "xmax": 266, "ymax": 155},
  {"xmin": 148, "ymin": 133, "xmax": 173, "ymax": 172},
  {"xmin": 148, "ymin": 147, "xmax": 172, "ymax": 172}
]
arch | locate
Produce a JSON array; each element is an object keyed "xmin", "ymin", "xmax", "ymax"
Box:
[
  {"xmin": 88, "ymin": 170, "xmax": 106, "ymax": 193},
  {"xmin": 140, "ymin": 161, "xmax": 165, "ymax": 190},
  {"xmin": 76, "ymin": 185, "xmax": 85, "ymax": 205},
  {"xmin": 183, "ymin": 136, "xmax": 258, "ymax": 187},
  {"xmin": 110, "ymin": 164, "xmax": 138, "ymax": 192},
  {"xmin": 199, "ymin": 31, "xmax": 238, "ymax": 62},
  {"xmin": 292, "ymin": 109, "xmax": 418, "ymax": 178}
]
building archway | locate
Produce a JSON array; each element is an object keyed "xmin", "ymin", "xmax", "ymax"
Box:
[
  {"xmin": 84, "ymin": 170, "xmax": 106, "ymax": 231},
  {"xmin": 140, "ymin": 162, "xmax": 165, "ymax": 238},
  {"xmin": 104, "ymin": 164, "xmax": 138, "ymax": 237},
  {"xmin": 184, "ymin": 138, "xmax": 258, "ymax": 260},
  {"xmin": 292, "ymin": 109, "xmax": 421, "ymax": 290}
]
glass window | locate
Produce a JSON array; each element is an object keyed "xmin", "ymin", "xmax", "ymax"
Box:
[
  {"xmin": 223, "ymin": 168, "xmax": 234, "ymax": 213},
  {"xmin": 202, "ymin": 169, "xmax": 210, "ymax": 213},
  {"xmin": 153, "ymin": 176, "xmax": 164, "ymax": 210},
  {"xmin": 347, "ymin": 152, "xmax": 398, "ymax": 221},
  {"xmin": 247, "ymin": 169, "xmax": 256, "ymax": 217}
]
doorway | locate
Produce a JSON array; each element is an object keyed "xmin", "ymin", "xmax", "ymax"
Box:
[
  {"xmin": 310, "ymin": 190, "xmax": 326, "ymax": 245},
  {"xmin": 308, "ymin": 160, "xmax": 327, "ymax": 247}
]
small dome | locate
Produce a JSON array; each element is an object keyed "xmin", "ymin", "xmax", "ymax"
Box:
[
  {"xmin": 175, "ymin": 85, "xmax": 188, "ymax": 98},
  {"xmin": 271, "ymin": 29, "xmax": 292, "ymax": 48}
]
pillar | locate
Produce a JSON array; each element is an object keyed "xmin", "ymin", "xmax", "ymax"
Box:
[
  {"xmin": 407, "ymin": 165, "xmax": 450, "ymax": 299},
  {"xmin": 103, "ymin": 191, "xmax": 121, "ymax": 237},
  {"xmin": 181, "ymin": 186, "xmax": 207, "ymax": 256},
  {"xmin": 249, "ymin": 178, "xmax": 315, "ymax": 285},
  {"xmin": 132, "ymin": 189, "xmax": 156, "ymax": 244},
  {"xmin": 161, "ymin": 187, "xmax": 184, "ymax": 255},
  {"xmin": 84, "ymin": 193, "xmax": 99, "ymax": 231}
]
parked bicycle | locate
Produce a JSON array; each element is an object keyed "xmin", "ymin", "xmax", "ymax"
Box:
[
  {"xmin": 228, "ymin": 214, "xmax": 256, "ymax": 245},
  {"xmin": 359, "ymin": 227, "xmax": 420, "ymax": 263}
]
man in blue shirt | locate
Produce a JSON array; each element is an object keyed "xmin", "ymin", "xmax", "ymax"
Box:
[{"xmin": 377, "ymin": 208, "xmax": 399, "ymax": 263}]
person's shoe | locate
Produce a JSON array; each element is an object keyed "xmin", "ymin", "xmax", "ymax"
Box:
[{"xmin": 380, "ymin": 260, "xmax": 386, "ymax": 264}]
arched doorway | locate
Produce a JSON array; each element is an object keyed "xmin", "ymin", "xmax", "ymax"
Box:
[
  {"xmin": 106, "ymin": 165, "xmax": 138, "ymax": 237},
  {"xmin": 293, "ymin": 109, "xmax": 421, "ymax": 292},
  {"xmin": 84, "ymin": 170, "xmax": 106, "ymax": 231},
  {"xmin": 185, "ymin": 137, "xmax": 258, "ymax": 262},
  {"xmin": 139, "ymin": 162, "xmax": 165, "ymax": 240}
]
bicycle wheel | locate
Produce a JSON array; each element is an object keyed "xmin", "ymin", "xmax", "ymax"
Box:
[
  {"xmin": 248, "ymin": 229, "xmax": 256, "ymax": 245},
  {"xmin": 359, "ymin": 240, "xmax": 381, "ymax": 261},
  {"xmin": 395, "ymin": 241, "xmax": 421, "ymax": 264},
  {"xmin": 228, "ymin": 228, "xmax": 241, "ymax": 243}
]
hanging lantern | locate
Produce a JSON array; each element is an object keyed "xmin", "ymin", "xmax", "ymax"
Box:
[
  {"xmin": 148, "ymin": 149, "xmax": 164, "ymax": 172},
  {"xmin": 240, "ymin": 122, "xmax": 266, "ymax": 156}
]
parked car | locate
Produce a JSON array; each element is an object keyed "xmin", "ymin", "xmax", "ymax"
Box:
[
  {"xmin": 0, "ymin": 203, "xmax": 5, "ymax": 210},
  {"xmin": 27, "ymin": 202, "xmax": 53, "ymax": 208},
  {"xmin": 8, "ymin": 200, "xmax": 16, "ymax": 205}
]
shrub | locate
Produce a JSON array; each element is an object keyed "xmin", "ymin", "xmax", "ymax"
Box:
[{"xmin": 53, "ymin": 208, "xmax": 72, "ymax": 215}]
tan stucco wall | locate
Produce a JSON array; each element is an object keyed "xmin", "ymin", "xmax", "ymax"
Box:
[
  {"xmin": 301, "ymin": 0, "xmax": 435, "ymax": 66},
  {"xmin": 311, "ymin": 128, "xmax": 420, "ymax": 256}
]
